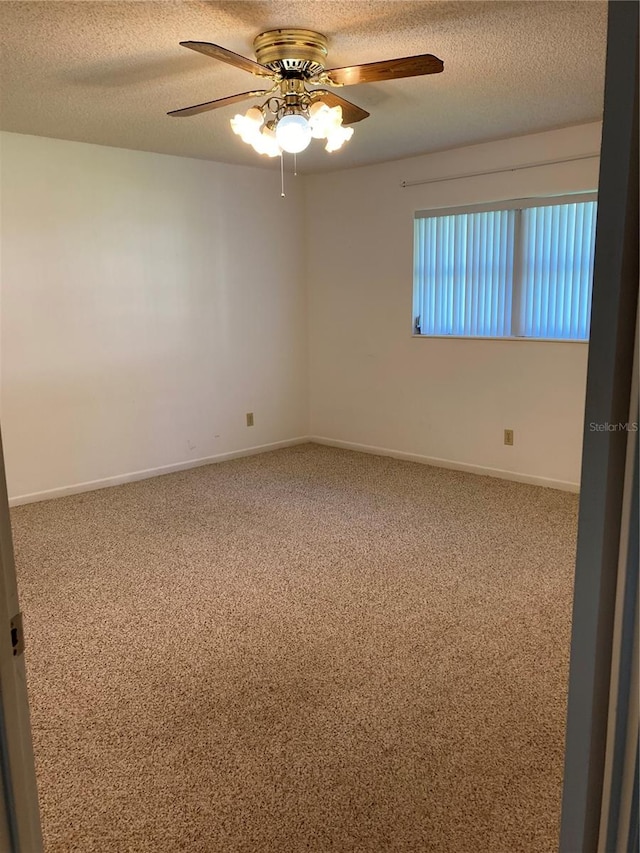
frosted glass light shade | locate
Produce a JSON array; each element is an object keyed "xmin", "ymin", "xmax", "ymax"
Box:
[
  {"xmin": 251, "ymin": 126, "xmax": 281, "ymax": 158},
  {"xmin": 325, "ymin": 124, "xmax": 354, "ymax": 152},
  {"xmin": 309, "ymin": 103, "xmax": 344, "ymax": 139},
  {"xmin": 275, "ymin": 114, "xmax": 312, "ymax": 154},
  {"xmin": 230, "ymin": 108, "xmax": 264, "ymax": 144}
]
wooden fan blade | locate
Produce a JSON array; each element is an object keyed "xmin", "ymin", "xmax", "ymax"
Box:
[
  {"xmin": 180, "ymin": 41, "xmax": 274, "ymax": 78},
  {"xmin": 310, "ymin": 90, "xmax": 370, "ymax": 125},
  {"xmin": 168, "ymin": 90, "xmax": 268, "ymax": 118},
  {"xmin": 325, "ymin": 53, "xmax": 443, "ymax": 86}
]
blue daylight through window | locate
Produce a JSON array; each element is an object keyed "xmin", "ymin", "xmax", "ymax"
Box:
[{"xmin": 413, "ymin": 196, "xmax": 597, "ymax": 340}]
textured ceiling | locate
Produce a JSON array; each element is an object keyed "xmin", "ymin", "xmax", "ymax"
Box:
[{"xmin": 0, "ymin": 1, "xmax": 607, "ymax": 173}]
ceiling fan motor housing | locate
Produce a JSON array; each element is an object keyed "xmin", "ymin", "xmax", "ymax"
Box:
[{"xmin": 253, "ymin": 29, "xmax": 328, "ymax": 78}]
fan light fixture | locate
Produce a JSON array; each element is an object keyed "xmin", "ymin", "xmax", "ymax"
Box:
[
  {"xmin": 168, "ymin": 28, "xmax": 444, "ymax": 166},
  {"xmin": 230, "ymin": 93, "xmax": 354, "ymax": 159}
]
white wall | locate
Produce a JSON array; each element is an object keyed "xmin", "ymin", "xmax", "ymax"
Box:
[
  {"xmin": 0, "ymin": 132, "xmax": 308, "ymax": 501},
  {"xmin": 0, "ymin": 123, "xmax": 602, "ymax": 501},
  {"xmin": 305, "ymin": 123, "xmax": 602, "ymax": 489}
]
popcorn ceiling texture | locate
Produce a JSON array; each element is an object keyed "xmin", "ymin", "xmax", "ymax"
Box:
[
  {"xmin": 13, "ymin": 444, "xmax": 577, "ymax": 852},
  {"xmin": 0, "ymin": 1, "xmax": 607, "ymax": 173}
]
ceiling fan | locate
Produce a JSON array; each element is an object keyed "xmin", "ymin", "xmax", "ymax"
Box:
[{"xmin": 168, "ymin": 28, "xmax": 444, "ymax": 158}]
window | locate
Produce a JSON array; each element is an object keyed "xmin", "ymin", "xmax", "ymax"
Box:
[{"xmin": 413, "ymin": 194, "xmax": 597, "ymax": 340}]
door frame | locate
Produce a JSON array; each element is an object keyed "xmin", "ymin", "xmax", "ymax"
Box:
[
  {"xmin": 559, "ymin": 1, "xmax": 639, "ymax": 849},
  {"xmin": 0, "ymin": 427, "xmax": 43, "ymax": 851}
]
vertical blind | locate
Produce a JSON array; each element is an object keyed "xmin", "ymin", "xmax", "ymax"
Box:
[
  {"xmin": 414, "ymin": 196, "xmax": 597, "ymax": 339},
  {"xmin": 518, "ymin": 201, "xmax": 597, "ymax": 339},
  {"xmin": 414, "ymin": 210, "xmax": 515, "ymax": 336}
]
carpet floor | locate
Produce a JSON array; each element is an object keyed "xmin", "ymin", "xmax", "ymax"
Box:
[{"xmin": 11, "ymin": 444, "xmax": 578, "ymax": 853}]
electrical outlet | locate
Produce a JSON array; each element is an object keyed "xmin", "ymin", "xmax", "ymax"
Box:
[
  {"xmin": 504, "ymin": 429, "xmax": 514, "ymax": 446},
  {"xmin": 246, "ymin": 412, "xmax": 254, "ymax": 427}
]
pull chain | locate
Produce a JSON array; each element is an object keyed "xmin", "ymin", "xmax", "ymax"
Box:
[
  {"xmin": 280, "ymin": 152, "xmax": 285, "ymax": 198},
  {"xmin": 294, "ymin": 152, "xmax": 297, "ymax": 177}
]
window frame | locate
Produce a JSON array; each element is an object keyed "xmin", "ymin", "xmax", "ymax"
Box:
[{"xmin": 412, "ymin": 191, "xmax": 598, "ymax": 343}]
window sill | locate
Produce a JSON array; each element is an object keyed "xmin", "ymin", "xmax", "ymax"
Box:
[{"xmin": 411, "ymin": 334, "xmax": 589, "ymax": 343}]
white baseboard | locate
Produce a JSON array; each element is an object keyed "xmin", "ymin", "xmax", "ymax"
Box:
[
  {"xmin": 8, "ymin": 437, "xmax": 309, "ymax": 507},
  {"xmin": 308, "ymin": 436, "xmax": 580, "ymax": 493},
  {"xmin": 9, "ymin": 434, "xmax": 580, "ymax": 506}
]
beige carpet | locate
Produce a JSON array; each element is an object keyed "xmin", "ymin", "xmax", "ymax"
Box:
[{"xmin": 12, "ymin": 444, "xmax": 578, "ymax": 853}]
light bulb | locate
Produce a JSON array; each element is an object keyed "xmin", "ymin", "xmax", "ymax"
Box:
[
  {"xmin": 325, "ymin": 124, "xmax": 354, "ymax": 153},
  {"xmin": 275, "ymin": 114, "xmax": 312, "ymax": 154}
]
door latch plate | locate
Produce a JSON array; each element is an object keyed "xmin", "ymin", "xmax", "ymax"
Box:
[{"xmin": 10, "ymin": 612, "xmax": 24, "ymax": 657}]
